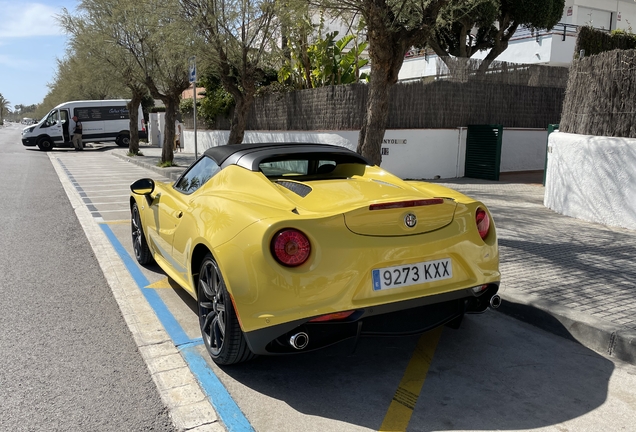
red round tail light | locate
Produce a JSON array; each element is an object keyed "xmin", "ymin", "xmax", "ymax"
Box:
[
  {"xmin": 271, "ymin": 229, "xmax": 311, "ymax": 267},
  {"xmin": 476, "ymin": 208, "xmax": 490, "ymax": 240}
]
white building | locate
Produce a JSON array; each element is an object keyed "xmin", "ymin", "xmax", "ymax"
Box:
[{"xmin": 390, "ymin": 0, "xmax": 636, "ymax": 81}]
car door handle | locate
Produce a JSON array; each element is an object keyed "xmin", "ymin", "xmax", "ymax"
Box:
[{"xmin": 177, "ymin": 211, "xmax": 183, "ymax": 218}]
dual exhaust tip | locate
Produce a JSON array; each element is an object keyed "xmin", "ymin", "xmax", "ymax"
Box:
[{"xmin": 289, "ymin": 332, "xmax": 309, "ymax": 350}]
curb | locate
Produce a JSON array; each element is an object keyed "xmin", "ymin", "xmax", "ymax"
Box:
[
  {"xmin": 497, "ymin": 290, "xmax": 636, "ymax": 365},
  {"xmin": 112, "ymin": 149, "xmax": 189, "ymax": 181}
]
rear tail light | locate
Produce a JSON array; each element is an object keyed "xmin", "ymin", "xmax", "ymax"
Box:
[
  {"xmin": 271, "ymin": 229, "xmax": 311, "ymax": 267},
  {"xmin": 476, "ymin": 208, "xmax": 490, "ymax": 240},
  {"xmin": 308, "ymin": 311, "xmax": 355, "ymax": 322}
]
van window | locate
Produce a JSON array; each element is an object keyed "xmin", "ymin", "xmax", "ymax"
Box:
[
  {"xmin": 74, "ymin": 106, "xmax": 130, "ymax": 121},
  {"xmin": 43, "ymin": 110, "xmax": 58, "ymax": 127}
]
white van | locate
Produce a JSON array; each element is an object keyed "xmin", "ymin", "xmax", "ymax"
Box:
[{"xmin": 21, "ymin": 99, "xmax": 146, "ymax": 151}]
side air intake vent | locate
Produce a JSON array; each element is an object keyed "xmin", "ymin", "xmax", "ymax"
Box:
[{"xmin": 274, "ymin": 181, "xmax": 312, "ymax": 197}]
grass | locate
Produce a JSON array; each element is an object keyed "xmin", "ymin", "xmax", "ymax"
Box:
[
  {"xmin": 127, "ymin": 151, "xmax": 144, "ymax": 157},
  {"xmin": 157, "ymin": 161, "xmax": 178, "ymax": 168}
]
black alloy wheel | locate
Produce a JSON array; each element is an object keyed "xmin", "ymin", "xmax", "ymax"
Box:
[
  {"xmin": 131, "ymin": 203, "xmax": 153, "ymax": 265},
  {"xmin": 198, "ymin": 253, "xmax": 254, "ymax": 365}
]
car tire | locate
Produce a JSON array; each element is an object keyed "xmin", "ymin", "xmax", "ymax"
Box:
[
  {"xmin": 116, "ymin": 134, "xmax": 130, "ymax": 147},
  {"xmin": 37, "ymin": 137, "xmax": 53, "ymax": 151},
  {"xmin": 198, "ymin": 253, "xmax": 255, "ymax": 365},
  {"xmin": 131, "ymin": 203, "xmax": 153, "ymax": 265}
]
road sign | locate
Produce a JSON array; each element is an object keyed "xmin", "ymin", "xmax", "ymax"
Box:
[{"xmin": 188, "ymin": 56, "xmax": 196, "ymax": 83}]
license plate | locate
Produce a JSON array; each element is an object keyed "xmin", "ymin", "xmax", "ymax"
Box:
[{"xmin": 372, "ymin": 258, "xmax": 452, "ymax": 291}]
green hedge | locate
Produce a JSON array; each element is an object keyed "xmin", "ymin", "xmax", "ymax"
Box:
[{"xmin": 575, "ymin": 26, "xmax": 636, "ymax": 58}]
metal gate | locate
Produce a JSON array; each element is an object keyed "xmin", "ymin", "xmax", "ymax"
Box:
[{"xmin": 464, "ymin": 125, "xmax": 503, "ymax": 181}]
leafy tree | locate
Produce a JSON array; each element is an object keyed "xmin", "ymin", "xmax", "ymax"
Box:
[
  {"xmin": 181, "ymin": 0, "xmax": 282, "ymax": 144},
  {"xmin": 180, "ymin": 71, "xmax": 234, "ymax": 126},
  {"xmin": 59, "ymin": 8, "xmax": 150, "ymax": 155},
  {"xmin": 71, "ymin": 0, "xmax": 194, "ymax": 163},
  {"xmin": 429, "ymin": 0, "xmax": 565, "ymax": 70},
  {"xmin": 319, "ymin": 0, "xmax": 450, "ymax": 165},
  {"xmin": 279, "ymin": 30, "xmax": 369, "ymax": 88},
  {"xmin": 0, "ymin": 94, "xmax": 10, "ymax": 124},
  {"xmin": 37, "ymin": 51, "xmax": 129, "ymax": 118}
]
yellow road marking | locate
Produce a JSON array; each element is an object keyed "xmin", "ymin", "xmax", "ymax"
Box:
[
  {"xmin": 379, "ymin": 326, "xmax": 443, "ymax": 432},
  {"xmin": 145, "ymin": 278, "xmax": 173, "ymax": 289},
  {"xmin": 99, "ymin": 220, "xmax": 130, "ymax": 225}
]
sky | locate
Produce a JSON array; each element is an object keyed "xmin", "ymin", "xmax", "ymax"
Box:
[{"xmin": 0, "ymin": 0, "xmax": 78, "ymax": 109}]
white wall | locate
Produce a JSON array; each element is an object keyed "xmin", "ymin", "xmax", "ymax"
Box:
[
  {"xmin": 544, "ymin": 132, "xmax": 636, "ymax": 230},
  {"xmin": 182, "ymin": 127, "xmax": 547, "ymax": 180},
  {"xmin": 148, "ymin": 112, "xmax": 165, "ymax": 146},
  {"xmin": 500, "ymin": 128, "xmax": 548, "ymax": 172}
]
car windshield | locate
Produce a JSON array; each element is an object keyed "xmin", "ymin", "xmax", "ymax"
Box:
[{"xmin": 174, "ymin": 156, "xmax": 221, "ymax": 194}]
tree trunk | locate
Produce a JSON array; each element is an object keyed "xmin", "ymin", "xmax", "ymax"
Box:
[
  {"xmin": 356, "ymin": 1, "xmax": 411, "ymax": 166},
  {"xmin": 161, "ymin": 97, "xmax": 177, "ymax": 163},
  {"xmin": 227, "ymin": 91, "xmax": 254, "ymax": 145},
  {"xmin": 356, "ymin": 65, "xmax": 393, "ymax": 166},
  {"xmin": 127, "ymin": 90, "xmax": 143, "ymax": 155}
]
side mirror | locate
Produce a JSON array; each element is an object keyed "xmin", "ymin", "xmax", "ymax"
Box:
[{"xmin": 131, "ymin": 178, "xmax": 155, "ymax": 195}]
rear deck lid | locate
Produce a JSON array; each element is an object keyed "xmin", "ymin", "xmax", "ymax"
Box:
[
  {"xmin": 344, "ymin": 197, "xmax": 457, "ymax": 236},
  {"xmin": 275, "ymin": 176, "xmax": 457, "ymax": 236}
]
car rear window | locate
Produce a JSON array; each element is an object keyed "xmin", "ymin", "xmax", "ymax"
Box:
[
  {"xmin": 259, "ymin": 159, "xmax": 338, "ymax": 177},
  {"xmin": 258, "ymin": 154, "xmax": 365, "ymax": 179}
]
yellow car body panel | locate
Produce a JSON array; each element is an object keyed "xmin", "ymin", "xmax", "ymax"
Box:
[{"xmin": 132, "ymin": 166, "xmax": 499, "ymax": 333}]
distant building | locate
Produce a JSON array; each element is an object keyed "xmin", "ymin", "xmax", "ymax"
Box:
[
  {"xmin": 365, "ymin": 0, "xmax": 636, "ymax": 81},
  {"xmin": 181, "ymin": 84, "xmax": 205, "ymax": 100}
]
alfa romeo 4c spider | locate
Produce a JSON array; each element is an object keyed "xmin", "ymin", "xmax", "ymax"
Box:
[{"xmin": 130, "ymin": 143, "xmax": 500, "ymax": 365}]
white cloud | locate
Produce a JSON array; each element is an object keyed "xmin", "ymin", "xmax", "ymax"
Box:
[{"xmin": 0, "ymin": 2, "xmax": 66, "ymax": 38}]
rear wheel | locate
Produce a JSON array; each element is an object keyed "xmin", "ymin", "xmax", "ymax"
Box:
[
  {"xmin": 131, "ymin": 203, "xmax": 153, "ymax": 265},
  {"xmin": 37, "ymin": 137, "xmax": 53, "ymax": 151},
  {"xmin": 198, "ymin": 254, "xmax": 255, "ymax": 365},
  {"xmin": 116, "ymin": 133, "xmax": 130, "ymax": 147}
]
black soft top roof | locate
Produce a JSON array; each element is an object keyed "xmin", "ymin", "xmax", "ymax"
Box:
[{"xmin": 203, "ymin": 143, "xmax": 371, "ymax": 171}]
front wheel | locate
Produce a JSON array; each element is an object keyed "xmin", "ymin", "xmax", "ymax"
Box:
[
  {"xmin": 131, "ymin": 203, "xmax": 153, "ymax": 265},
  {"xmin": 37, "ymin": 138, "xmax": 53, "ymax": 151},
  {"xmin": 198, "ymin": 254, "xmax": 255, "ymax": 365}
]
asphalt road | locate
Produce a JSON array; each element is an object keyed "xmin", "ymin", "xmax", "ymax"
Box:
[{"xmin": 0, "ymin": 123, "xmax": 175, "ymax": 431}]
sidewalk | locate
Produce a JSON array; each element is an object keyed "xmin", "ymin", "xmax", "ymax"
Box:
[{"xmin": 112, "ymin": 145, "xmax": 636, "ymax": 365}]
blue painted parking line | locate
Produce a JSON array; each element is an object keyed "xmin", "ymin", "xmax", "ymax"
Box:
[
  {"xmin": 181, "ymin": 346, "xmax": 256, "ymax": 432},
  {"xmin": 99, "ymin": 224, "xmax": 254, "ymax": 432},
  {"xmin": 99, "ymin": 224, "xmax": 192, "ymax": 346}
]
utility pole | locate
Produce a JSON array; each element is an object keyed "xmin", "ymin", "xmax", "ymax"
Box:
[{"xmin": 189, "ymin": 56, "xmax": 198, "ymax": 158}]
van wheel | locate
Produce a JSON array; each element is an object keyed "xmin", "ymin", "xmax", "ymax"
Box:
[
  {"xmin": 37, "ymin": 138, "xmax": 53, "ymax": 151},
  {"xmin": 116, "ymin": 134, "xmax": 130, "ymax": 147}
]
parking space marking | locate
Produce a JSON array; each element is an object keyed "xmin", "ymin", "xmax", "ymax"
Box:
[
  {"xmin": 99, "ymin": 220, "xmax": 130, "ymax": 225},
  {"xmin": 100, "ymin": 224, "xmax": 193, "ymax": 345},
  {"xmin": 146, "ymin": 278, "xmax": 174, "ymax": 289},
  {"xmin": 99, "ymin": 222, "xmax": 254, "ymax": 431},
  {"xmin": 181, "ymin": 347, "xmax": 255, "ymax": 432},
  {"xmin": 379, "ymin": 326, "xmax": 443, "ymax": 432}
]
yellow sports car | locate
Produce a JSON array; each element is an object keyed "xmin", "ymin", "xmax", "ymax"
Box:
[{"xmin": 130, "ymin": 143, "xmax": 500, "ymax": 365}]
